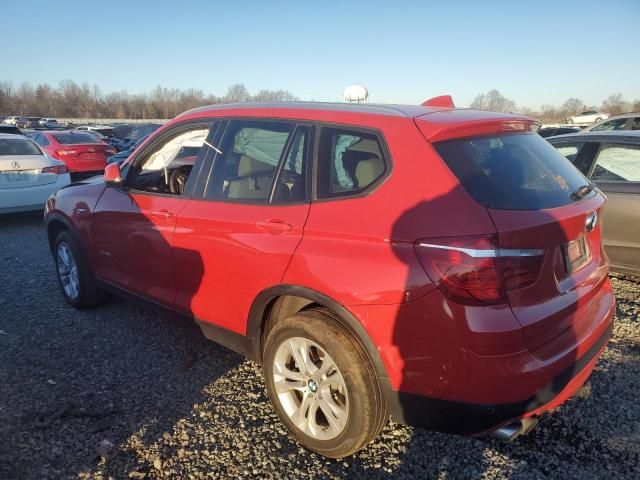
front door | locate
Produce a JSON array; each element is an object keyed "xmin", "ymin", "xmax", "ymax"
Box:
[
  {"xmin": 90, "ymin": 121, "xmax": 214, "ymax": 306},
  {"xmin": 172, "ymin": 120, "xmax": 312, "ymax": 333}
]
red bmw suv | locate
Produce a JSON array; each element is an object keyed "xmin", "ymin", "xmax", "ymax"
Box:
[{"xmin": 45, "ymin": 98, "xmax": 615, "ymax": 457}]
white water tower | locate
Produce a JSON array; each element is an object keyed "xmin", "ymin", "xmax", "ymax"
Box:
[{"xmin": 343, "ymin": 84, "xmax": 369, "ymax": 103}]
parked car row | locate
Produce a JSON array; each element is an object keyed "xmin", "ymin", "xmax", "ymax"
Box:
[{"xmin": 43, "ymin": 98, "xmax": 619, "ymax": 458}]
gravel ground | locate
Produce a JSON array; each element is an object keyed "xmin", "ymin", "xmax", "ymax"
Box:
[{"xmin": 0, "ymin": 212, "xmax": 638, "ymax": 480}]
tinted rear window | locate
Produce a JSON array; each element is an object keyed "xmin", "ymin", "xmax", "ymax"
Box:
[
  {"xmin": 434, "ymin": 133, "xmax": 594, "ymax": 210},
  {"xmin": 53, "ymin": 132, "xmax": 101, "ymax": 145},
  {"xmin": 0, "ymin": 138, "xmax": 42, "ymax": 156}
]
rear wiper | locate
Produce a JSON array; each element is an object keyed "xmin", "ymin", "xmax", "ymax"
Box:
[{"xmin": 570, "ymin": 183, "xmax": 594, "ymax": 201}]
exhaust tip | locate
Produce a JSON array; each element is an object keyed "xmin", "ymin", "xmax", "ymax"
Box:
[{"xmin": 490, "ymin": 417, "xmax": 538, "ymax": 442}]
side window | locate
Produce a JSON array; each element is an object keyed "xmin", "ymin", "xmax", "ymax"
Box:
[
  {"xmin": 631, "ymin": 117, "xmax": 640, "ymax": 131},
  {"xmin": 591, "ymin": 145, "xmax": 640, "ymax": 183},
  {"xmin": 317, "ymin": 127, "xmax": 387, "ymax": 199},
  {"xmin": 127, "ymin": 123, "xmax": 211, "ymax": 195},
  {"xmin": 590, "ymin": 118, "xmax": 628, "ymax": 132},
  {"xmin": 206, "ymin": 120, "xmax": 292, "ymax": 202},
  {"xmin": 554, "ymin": 142, "xmax": 585, "ymax": 163}
]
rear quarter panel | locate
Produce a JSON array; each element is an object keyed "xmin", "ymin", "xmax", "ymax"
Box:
[{"xmin": 283, "ymin": 116, "xmax": 496, "ymax": 306}]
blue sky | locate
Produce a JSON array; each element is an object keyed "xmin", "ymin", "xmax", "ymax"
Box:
[{"xmin": 3, "ymin": 0, "xmax": 639, "ymax": 108}]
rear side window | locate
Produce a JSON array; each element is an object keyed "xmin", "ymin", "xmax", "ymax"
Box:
[
  {"xmin": 592, "ymin": 145, "xmax": 640, "ymax": 182},
  {"xmin": 590, "ymin": 118, "xmax": 628, "ymax": 132},
  {"xmin": 0, "ymin": 138, "xmax": 43, "ymax": 156},
  {"xmin": 434, "ymin": 133, "xmax": 594, "ymax": 210},
  {"xmin": 317, "ymin": 128, "xmax": 387, "ymax": 198},
  {"xmin": 53, "ymin": 132, "xmax": 100, "ymax": 144}
]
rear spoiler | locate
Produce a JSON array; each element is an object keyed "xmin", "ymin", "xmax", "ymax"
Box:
[
  {"xmin": 421, "ymin": 95, "xmax": 455, "ymax": 109},
  {"xmin": 416, "ymin": 110, "xmax": 541, "ymax": 143}
]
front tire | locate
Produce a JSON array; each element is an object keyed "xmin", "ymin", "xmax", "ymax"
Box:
[
  {"xmin": 54, "ymin": 231, "xmax": 108, "ymax": 309},
  {"xmin": 263, "ymin": 308, "xmax": 388, "ymax": 458},
  {"xmin": 566, "ymin": 118, "xmax": 574, "ymax": 124}
]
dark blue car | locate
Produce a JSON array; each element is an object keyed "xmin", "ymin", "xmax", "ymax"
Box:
[{"xmin": 107, "ymin": 134, "xmax": 150, "ymax": 164}]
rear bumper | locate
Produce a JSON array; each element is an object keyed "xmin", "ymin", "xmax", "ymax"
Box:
[
  {"xmin": 384, "ymin": 317, "xmax": 613, "ymax": 435},
  {"xmin": 0, "ymin": 176, "xmax": 70, "ymax": 213}
]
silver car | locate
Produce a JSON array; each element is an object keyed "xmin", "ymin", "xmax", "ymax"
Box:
[
  {"xmin": 0, "ymin": 133, "xmax": 71, "ymax": 214},
  {"xmin": 548, "ymin": 130, "xmax": 640, "ymax": 275},
  {"xmin": 583, "ymin": 112, "xmax": 640, "ymax": 133}
]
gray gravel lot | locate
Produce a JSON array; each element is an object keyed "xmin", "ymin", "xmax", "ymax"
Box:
[{"xmin": 0, "ymin": 212, "xmax": 638, "ymax": 479}]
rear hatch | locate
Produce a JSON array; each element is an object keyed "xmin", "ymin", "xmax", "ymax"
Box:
[{"xmin": 420, "ymin": 117, "xmax": 609, "ymax": 353}]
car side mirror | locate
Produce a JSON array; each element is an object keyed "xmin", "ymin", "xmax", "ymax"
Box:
[{"xmin": 104, "ymin": 162, "xmax": 122, "ymax": 186}]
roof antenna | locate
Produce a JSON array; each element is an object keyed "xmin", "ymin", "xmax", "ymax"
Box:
[{"xmin": 421, "ymin": 95, "xmax": 455, "ymax": 108}]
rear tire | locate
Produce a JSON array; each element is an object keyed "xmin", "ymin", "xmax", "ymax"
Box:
[
  {"xmin": 54, "ymin": 231, "xmax": 108, "ymax": 309},
  {"xmin": 263, "ymin": 308, "xmax": 388, "ymax": 458},
  {"xmin": 566, "ymin": 118, "xmax": 574, "ymax": 124}
]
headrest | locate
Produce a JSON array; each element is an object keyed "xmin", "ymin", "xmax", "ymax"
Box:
[{"xmin": 238, "ymin": 156, "xmax": 273, "ymax": 177}]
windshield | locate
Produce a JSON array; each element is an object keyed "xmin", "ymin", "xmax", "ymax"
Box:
[
  {"xmin": 434, "ymin": 132, "xmax": 595, "ymax": 210},
  {"xmin": 0, "ymin": 138, "xmax": 43, "ymax": 156}
]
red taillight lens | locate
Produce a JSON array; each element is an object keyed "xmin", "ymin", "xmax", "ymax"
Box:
[
  {"xmin": 42, "ymin": 165, "xmax": 69, "ymax": 175},
  {"xmin": 414, "ymin": 235, "xmax": 544, "ymax": 306},
  {"xmin": 56, "ymin": 149, "xmax": 77, "ymax": 156}
]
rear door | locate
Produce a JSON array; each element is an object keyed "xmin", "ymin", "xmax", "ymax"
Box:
[
  {"xmin": 588, "ymin": 143, "xmax": 640, "ymax": 275},
  {"xmin": 433, "ymin": 131, "xmax": 610, "ymax": 353},
  {"xmin": 172, "ymin": 119, "xmax": 312, "ymax": 333}
]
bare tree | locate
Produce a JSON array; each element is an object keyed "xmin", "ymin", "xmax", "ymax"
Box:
[
  {"xmin": 224, "ymin": 83, "xmax": 251, "ymax": 103},
  {"xmin": 470, "ymin": 89, "xmax": 516, "ymax": 113},
  {"xmin": 602, "ymin": 93, "xmax": 630, "ymax": 115},
  {"xmin": 561, "ymin": 98, "xmax": 584, "ymax": 116}
]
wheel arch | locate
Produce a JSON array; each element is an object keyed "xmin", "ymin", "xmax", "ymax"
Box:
[
  {"xmin": 46, "ymin": 213, "xmax": 74, "ymax": 254},
  {"xmin": 246, "ymin": 285, "xmax": 391, "ymax": 385}
]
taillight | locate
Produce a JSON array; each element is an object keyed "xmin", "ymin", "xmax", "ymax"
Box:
[
  {"xmin": 42, "ymin": 165, "xmax": 69, "ymax": 175},
  {"xmin": 414, "ymin": 235, "xmax": 544, "ymax": 306},
  {"xmin": 56, "ymin": 149, "xmax": 77, "ymax": 156}
]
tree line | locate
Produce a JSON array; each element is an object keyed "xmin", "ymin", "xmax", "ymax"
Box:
[
  {"xmin": 2, "ymin": 80, "xmax": 638, "ymax": 122},
  {"xmin": 0, "ymin": 81, "xmax": 298, "ymax": 119},
  {"xmin": 471, "ymin": 89, "xmax": 640, "ymax": 122}
]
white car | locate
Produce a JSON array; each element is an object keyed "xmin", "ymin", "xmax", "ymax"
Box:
[
  {"xmin": 0, "ymin": 133, "xmax": 71, "ymax": 214},
  {"xmin": 4, "ymin": 116, "xmax": 18, "ymax": 125},
  {"xmin": 565, "ymin": 111, "xmax": 609, "ymax": 124}
]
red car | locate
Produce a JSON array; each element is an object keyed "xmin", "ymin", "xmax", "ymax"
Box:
[
  {"xmin": 31, "ymin": 130, "xmax": 115, "ymax": 173},
  {"xmin": 44, "ymin": 99, "xmax": 615, "ymax": 458}
]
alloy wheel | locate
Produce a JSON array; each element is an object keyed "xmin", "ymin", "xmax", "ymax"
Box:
[
  {"xmin": 57, "ymin": 242, "xmax": 79, "ymax": 300},
  {"xmin": 272, "ymin": 337, "xmax": 349, "ymax": 441}
]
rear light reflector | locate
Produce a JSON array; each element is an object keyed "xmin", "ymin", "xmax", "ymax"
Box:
[
  {"xmin": 414, "ymin": 235, "xmax": 544, "ymax": 306},
  {"xmin": 42, "ymin": 165, "xmax": 69, "ymax": 175},
  {"xmin": 56, "ymin": 149, "xmax": 77, "ymax": 156}
]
